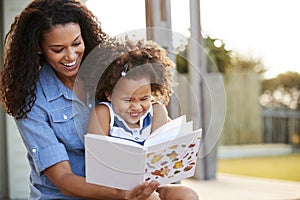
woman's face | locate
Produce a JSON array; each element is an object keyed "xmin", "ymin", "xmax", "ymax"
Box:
[
  {"xmin": 40, "ymin": 22, "xmax": 85, "ymax": 86},
  {"xmin": 107, "ymin": 77, "xmax": 152, "ymax": 128}
]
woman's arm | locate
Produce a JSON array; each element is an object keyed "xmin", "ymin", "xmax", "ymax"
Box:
[{"xmin": 44, "ymin": 160, "xmax": 159, "ymax": 200}]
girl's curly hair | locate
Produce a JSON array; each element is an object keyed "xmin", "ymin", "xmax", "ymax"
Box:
[
  {"xmin": 0, "ymin": 0, "xmax": 107, "ymax": 119},
  {"xmin": 84, "ymin": 37, "xmax": 176, "ymax": 106}
]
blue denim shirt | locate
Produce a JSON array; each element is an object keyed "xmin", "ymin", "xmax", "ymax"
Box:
[{"xmin": 15, "ymin": 64, "xmax": 93, "ymax": 199}]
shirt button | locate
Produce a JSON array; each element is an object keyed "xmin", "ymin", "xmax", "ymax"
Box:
[
  {"xmin": 133, "ymin": 130, "xmax": 137, "ymax": 133},
  {"xmin": 88, "ymin": 104, "xmax": 92, "ymax": 108},
  {"xmin": 32, "ymin": 148, "xmax": 37, "ymax": 153},
  {"xmin": 135, "ymin": 137, "xmax": 139, "ymax": 140},
  {"xmin": 63, "ymin": 114, "xmax": 68, "ymax": 120}
]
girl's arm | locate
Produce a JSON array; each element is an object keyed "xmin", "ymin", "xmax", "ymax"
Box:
[
  {"xmin": 44, "ymin": 160, "xmax": 159, "ymax": 200},
  {"xmin": 151, "ymin": 103, "xmax": 170, "ymax": 132},
  {"xmin": 87, "ymin": 104, "xmax": 110, "ymax": 135}
]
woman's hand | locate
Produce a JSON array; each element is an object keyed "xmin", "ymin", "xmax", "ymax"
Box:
[
  {"xmin": 45, "ymin": 160, "xmax": 160, "ymax": 199},
  {"xmin": 125, "ymin": 181, "xmax": 160, "ymax": 200}
]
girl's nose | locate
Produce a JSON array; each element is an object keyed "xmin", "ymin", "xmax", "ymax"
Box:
[{"xmin": 130, "ymin": 102, "xmax": 142, "ymax": 110}]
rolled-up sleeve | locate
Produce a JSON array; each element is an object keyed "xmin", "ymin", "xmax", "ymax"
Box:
[{"xmin": 15, "ymin": 100, "xmax": 69, "ymax": 174}]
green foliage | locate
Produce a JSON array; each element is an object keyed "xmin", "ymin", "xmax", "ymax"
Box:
[
  {"xmin": 175, "ymin": 35, "xmax": 266, "ymax": 74},
  {"xmin": 262, "ymin": 71, "xmax": 300, "ymax": 91},
  {"xmin": 205, "ymin": 36, "xmax": 232, "ymax": 73},
  {"xmin": 176, "ymin": 50, "xmax": 188, "ymax": 74},
  {"xmin": 260, "ymin": 71, "xmax": 300, "ymax": 110},
  {"xmin": 230, "ymin": 53, "xmax": 266, "ymax": 75}
]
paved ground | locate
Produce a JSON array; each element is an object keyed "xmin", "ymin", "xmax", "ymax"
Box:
[{"xmin": 182, "ymin": 173, "xmax": 300, "ymax": 200}]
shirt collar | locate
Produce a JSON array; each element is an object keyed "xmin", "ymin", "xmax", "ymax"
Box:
[
  {"xmin": 39, "ymin": 63, "xmax": 73, "ymax": 102},
  {"xmin": 113, "ymin": 104, "xmax": 153, "ymax": 133}
]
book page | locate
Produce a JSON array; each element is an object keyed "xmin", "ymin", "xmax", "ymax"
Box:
[
  {"xmin": 85, "ymin": 134, "xmax": 147, "ymax": 190},
  {"xmin": 144, "ymin": 115, "xmax": 193, "ymax": 147},
  {"xmin": 143, "ymin": 129, "xmax": 202, "ymax": 185},
  {"xmin": 86, "ymin": 133, "xmax": 143, "ymax": 148}
]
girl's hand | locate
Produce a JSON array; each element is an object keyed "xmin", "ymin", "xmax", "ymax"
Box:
[{"xmin": 125, "ymin": 181, "xmax": 160, "ymax": 200}]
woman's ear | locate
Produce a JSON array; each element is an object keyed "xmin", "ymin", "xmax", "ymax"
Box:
[{"xmin": 37, "ymin": 46, "xmax": 43, "ymax": 54}]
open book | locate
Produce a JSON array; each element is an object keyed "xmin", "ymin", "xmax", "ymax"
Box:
[{"xmin": 85, "ymin": 115, "xmax": 202, "ymax": 190}]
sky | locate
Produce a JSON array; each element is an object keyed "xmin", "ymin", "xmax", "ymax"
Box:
[{"xmin": 86, "ymin": 0, "xmax": 300, "ymax": 79}]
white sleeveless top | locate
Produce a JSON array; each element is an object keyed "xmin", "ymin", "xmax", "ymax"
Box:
[{"xmin": 100, "ymin": 102, "xmax": 153, "ymax": 145}]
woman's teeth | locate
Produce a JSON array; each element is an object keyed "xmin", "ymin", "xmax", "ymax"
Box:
[{"xmin": 63, "ymin": 60, "xmax": 76, "ymax": 67}]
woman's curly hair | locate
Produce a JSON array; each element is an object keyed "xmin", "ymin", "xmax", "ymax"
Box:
[
  {"xmin": 84, "ymin": 37, "xmax": 176, "ymax": 106},
  {"xmin": 0, "ymin": 0, "xmax": 107, "ymax": 119}
]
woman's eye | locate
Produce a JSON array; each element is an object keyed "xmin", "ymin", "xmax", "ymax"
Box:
[
  {"xmin": 73, "ymin": 42, "xmax": 81, "ymax": 46},
  {"xmin": 52, "ymin": 49, "xmax": 63, "ymax": 53},
  {"xmin": 50, "ymin": 42, "xmax": 80, "ymax": 53}
]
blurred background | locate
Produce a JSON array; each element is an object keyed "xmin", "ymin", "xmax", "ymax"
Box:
[{"xmin": 1, "ymin": 0, "xmax": 299, "ymax": 199}]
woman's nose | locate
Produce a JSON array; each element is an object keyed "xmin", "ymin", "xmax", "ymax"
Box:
[{"xmin": 64, "ymin": 49, "xmax": 76, "ymax": 60}]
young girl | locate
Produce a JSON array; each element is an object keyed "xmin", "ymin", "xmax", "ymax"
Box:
[{"xmin": 87, "ymin": 38, "xmax": 199, "ymax": 200}]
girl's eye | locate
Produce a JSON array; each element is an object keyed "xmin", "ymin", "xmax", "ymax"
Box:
[{"xmin": 141, "ymin": 96, "xmax": 151, "ymax": 101}]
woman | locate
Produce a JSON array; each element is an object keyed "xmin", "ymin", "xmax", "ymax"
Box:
[{"xmin": 0, "ymin": 0, "xmax": 160, "ymax": 199}]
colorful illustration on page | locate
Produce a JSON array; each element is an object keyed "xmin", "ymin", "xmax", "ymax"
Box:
[{"xmin": 144, "ymin": 135, "xmax": 201, "ymax": 183}]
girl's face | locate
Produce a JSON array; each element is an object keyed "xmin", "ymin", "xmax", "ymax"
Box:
[
  {"xmin": 40, "ymin": 22, "xmax": 85, "ymax": 87},
  {"xmin": 108, "ymin": 77, "xmax": 152, "ymax": 128}
]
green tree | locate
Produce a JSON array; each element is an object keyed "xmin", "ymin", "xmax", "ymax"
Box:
[
  {"xmin": 176, "ymin": 49, "xmax": 188, "ymax": 74},
  {"xmin": 205, "ymin": 36, "xmax": 232, "ymax": 73},
  {"xmin": 176, "ymin": 36, "xmax": 232, "ymax": 73},
  {"xmin": 262, "ymin": 71, "xmax": 300, "ymax": 91},
  {"xmin": 230, "ymin": 54, "xmax": 266, "ymax": 74},
  {"xmin": 260, "ymin": 71, "xmax": 300, "ymax": 110},
  {"xmin": 175, "ymin": 35, "xmax": 267, "ymax": 75}
]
